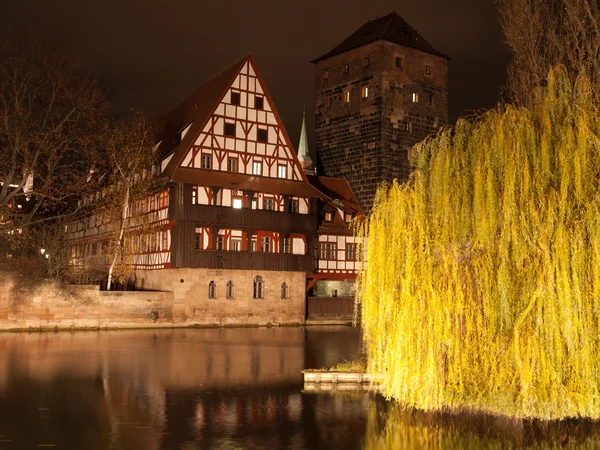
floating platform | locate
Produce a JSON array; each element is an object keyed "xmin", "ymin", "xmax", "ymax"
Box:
[{"xmin": 302, "ymin": 371, "xmax": 383, "ymax": 392}]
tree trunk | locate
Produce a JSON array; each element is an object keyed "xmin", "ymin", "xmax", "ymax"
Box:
[{"xmin": 106, "ymin": 185, "xmax": 130, "ymax": 291}]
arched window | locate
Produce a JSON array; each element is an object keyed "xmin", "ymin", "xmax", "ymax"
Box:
[
  {"xmin": 208, "ymin": 281, "xmax": 216, "ymax": 299},
  {"xmin": 281, "ymin": 282, "xmax": 288, "ymax": 299},
  {"xmin": 226, "ymin": 280, "xmax": 234, "ymax": 299},
  {"xmin": 253, "ymin": 276, "xmax": 264, "ymax": 299}
]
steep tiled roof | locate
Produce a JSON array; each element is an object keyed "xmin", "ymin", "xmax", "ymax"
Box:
[
  {"xmin": 307, "ymin": 175, "xmax": 363, "ymax": 215},
  {"xmin": 312, "ymin": 11, "xmax": 449, "ymax": 63}
]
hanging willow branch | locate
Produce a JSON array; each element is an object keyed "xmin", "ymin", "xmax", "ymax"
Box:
[{"xmin": 357, "ymin": 67, "xmax": 600, "ymax": 420}]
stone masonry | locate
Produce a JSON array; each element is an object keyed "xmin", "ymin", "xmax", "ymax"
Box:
[{"xmin": 314, "ymin": 39, "xmax": 448, "ymax": 213}]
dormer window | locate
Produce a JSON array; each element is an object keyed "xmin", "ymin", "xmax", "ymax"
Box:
[
  {"xmin": 231, "ymin": 91, "xmax": 241, "ymax": 105},
  {"xmin": 324, "ymin": 211, "xmax": 334, "ymax": 222},
  {"xmin": 255, "ymin": 96, "xmax": 264, "ymax": 110},
  {"xmin": 344, "ymin": 212, "xmax": 354, "ymax": 223}
]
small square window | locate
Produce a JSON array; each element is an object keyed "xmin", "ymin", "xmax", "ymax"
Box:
[
  {"xmin": 412, "ymin": 92, "xmax": 419, "ymax": 103},
  {"xmin": 425, "ymin": 65, "xmax": 431, "ymax": 75},
  {"xmin": 228, "ymin": 157, "xmax": 238, "ymax": 172},
  {"xmin": 324, "ymin": 211, "xmax": 334, "ymax": 222},
  {"xmin": 224, "ymin": 122, "xmax": 236, "ymax": 136},
  {"xmin": 231, "ymin": 91, "xmax": 241, "ymax": 105},
  {"xmin": 201, "ymin": 154, "xmax": 211, "ymax": 169},
  {"xmin": 396, "ymin": 57, "xmax": 402, "ymax": 68},
  {"xmin": 364, "ymin": 57, "xmax": 370, "ymax": 67},
  {"xmin": 344, "ymin": 63, "xmax": 349, "ymax": 73},
  {"xmin": 257, "ymin": 128, "xmax": 268, "ymax": 143},
  {"xmin": 361, "ymin": 86, "xmax": 369, "ymax": 98},
  {"xmin": 232, "ymin": 198, "xmax": 243, "ymax": 209},
  {"xmin": 255, "ymin": 96, "xmax": 264, "ymax": 110},
  {"xmin": 344, "ymin": 91, "xmax": 350, "ymax": 103}
]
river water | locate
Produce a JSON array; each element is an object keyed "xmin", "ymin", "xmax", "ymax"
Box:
[{"xmin": 1, "ymin": 327, "xmax": 599, "ymax": 449}]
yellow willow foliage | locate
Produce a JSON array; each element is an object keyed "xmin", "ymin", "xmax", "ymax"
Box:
[{"xmin": 357, "ymin": 67, "xmax": 600, "ymax": 420}]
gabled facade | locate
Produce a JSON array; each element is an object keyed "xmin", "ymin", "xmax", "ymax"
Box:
[{"xmin": 65, "ymin": 55, "xmax": 327, "ymax": 325}]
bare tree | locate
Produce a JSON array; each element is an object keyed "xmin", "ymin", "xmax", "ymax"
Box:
[
  {"xmin": 98, "ymin": 110, "xmax": 158, "ymax": 291},
  {"xmin": 497, "ymin": 0, "xmax": 600, "ymax": 106},
  {"xmin": 0, "ymin": 30, "xmax": 107, "ymax": 234}
]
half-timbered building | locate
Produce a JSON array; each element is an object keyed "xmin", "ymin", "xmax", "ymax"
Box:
[{"xmin": 65, "ymin": 54, "xmax": 328, "ymax": 325}]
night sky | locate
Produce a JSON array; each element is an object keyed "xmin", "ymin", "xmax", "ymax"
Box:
[{"xmin": 1, "ymin": 0, "xmax": 510, "ymax": 148}]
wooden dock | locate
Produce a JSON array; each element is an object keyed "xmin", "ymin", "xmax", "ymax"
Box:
[{"xmin": 302, "ymin": 371, "xmax": 383, "ymax": 392}]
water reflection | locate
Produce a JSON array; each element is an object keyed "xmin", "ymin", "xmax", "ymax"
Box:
[
  {"xmin": 364, "ymin": 401, "xmax": 600, "ymax": 449},
  {"xmin": 0, "ymin": 327, "xmax": 368, "ymax": 449}
]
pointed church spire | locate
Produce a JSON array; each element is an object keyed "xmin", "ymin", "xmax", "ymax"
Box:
[{"xmin": 298, "ymin": 106, "xmax": 314, "ymax": 175}]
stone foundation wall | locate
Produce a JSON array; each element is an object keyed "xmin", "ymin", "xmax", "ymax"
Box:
[
  {"xmin": 0, "ymin": 273, "xmax": 173, "ymax": 330},
  {"xmin": 313, "ymin": 279, "xmax": 356, "ymax": 298},
  {"xmin": 0, "ymin": 268, "xmax": 307, "ymax": 330},
  {"xmin": 135, "ymin": 268, "xmax": 306, "ymax": 326}
]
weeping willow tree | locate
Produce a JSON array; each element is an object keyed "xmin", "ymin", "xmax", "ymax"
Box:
[{"xmin": 357, "ymin": 67, "xmax": 600, "ymax": 420}]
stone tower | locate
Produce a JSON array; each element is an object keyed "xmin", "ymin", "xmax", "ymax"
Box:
[{"xmin": 312, "ymin": 12, "xmax": 449, "ymax": 213}]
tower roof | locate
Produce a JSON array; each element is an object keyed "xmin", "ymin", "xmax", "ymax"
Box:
[
  {"xmin": 311, "ymin": 11, "xmax": 449, "ymax": 63},
  {"xmin": 297, "ymin": 107, "xmax": 312, "ymax": 165}
]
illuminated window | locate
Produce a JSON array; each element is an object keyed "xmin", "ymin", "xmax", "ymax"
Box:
[
  {"xmin": 257, "ymin": 128, "xmax": 268, "ymax": 143},
  {"xmin": 361, "ymin": 86, "xmax": 369, "ymax": 98},
  {"xmin": 425, "ymin": 65, "xmax": 431, "ymax": 75},
  {"xmin": 278, "ymin": 164, "xmax": 287, "ymax": 178},
  {"xmin": 252, "ymin": 161, "xmax": 262, "ymax": 175},
  {"xmin": 253, "ymin": 276, "xmax": 264, "ymax": 299},
  {"xmin": 201, "ymin": 154, "xmax": 211, "ymax": 169},
  {"xmin": 251, "ymin": 199, "xmax": 257, "ymax": 210},
  {"xmin": 324, "ymin": 211, "xmax": 334, "ymax": 221},
  {"xmin": 344, "ymin": 63, "xmax": 349, "ymax": 73},
  {"xmin": 255, "ymin": 96, "xmax": 264, "ymax": 110},
  {"xmin": 344, "ymin": 91, "xmax": 350, "ymax": 103},
  {"xmin": 231, "ymin": 239, "xmax": 241, "ymax": 251},
  {"xmin": 344, "ymin": 212, "xmax": 354, "ymax": 223},
  {"xmin": 192, "ymin": 188, "xmax": 197, "ymax": 204},
  {"xmin": 412, "ymin": 92, "xmax": 419, "ymax": 103},
  {"xmin": 251, "ymin": 238, "xmax": 257, "ymax": 252},
  {"xmin": 224, "ymin": 122, "xmax": 236, "ymax": 136},
  {"xmin": 226, "ymin": 280, "xmax": 234, "ymax": 299},
  {"xmin": 231, "ymin": 91, "xmax": 241, "ymax": 105},
  {"xmin": 208, "ymin": 281, "xmax": 216, "ymax": 299},
  {"xmin": 281, "ymin": 282, "xmax": 289, "ymax": 299},
  {"xmin": 232, "ymin": 198, "xmax": 243, "ymax": 209}
]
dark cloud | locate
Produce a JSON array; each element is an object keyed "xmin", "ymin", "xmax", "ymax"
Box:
[{"xmin": 0, "ymin": 0, "xmax": 510, "ymax": 147}]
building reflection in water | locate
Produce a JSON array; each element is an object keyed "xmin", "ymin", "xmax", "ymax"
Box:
[{"xmin": 0, "ymin": 327, "xmax": 369, "ymax": 449}]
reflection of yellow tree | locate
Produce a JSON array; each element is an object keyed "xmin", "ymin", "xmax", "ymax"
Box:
[
  {"xmin": 358, "ymin": 67, "xmax": 600, "ymax": 419},
  {"xmin": 363, "ymin": 403, "xmax": 600, "ymax": 450}
]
